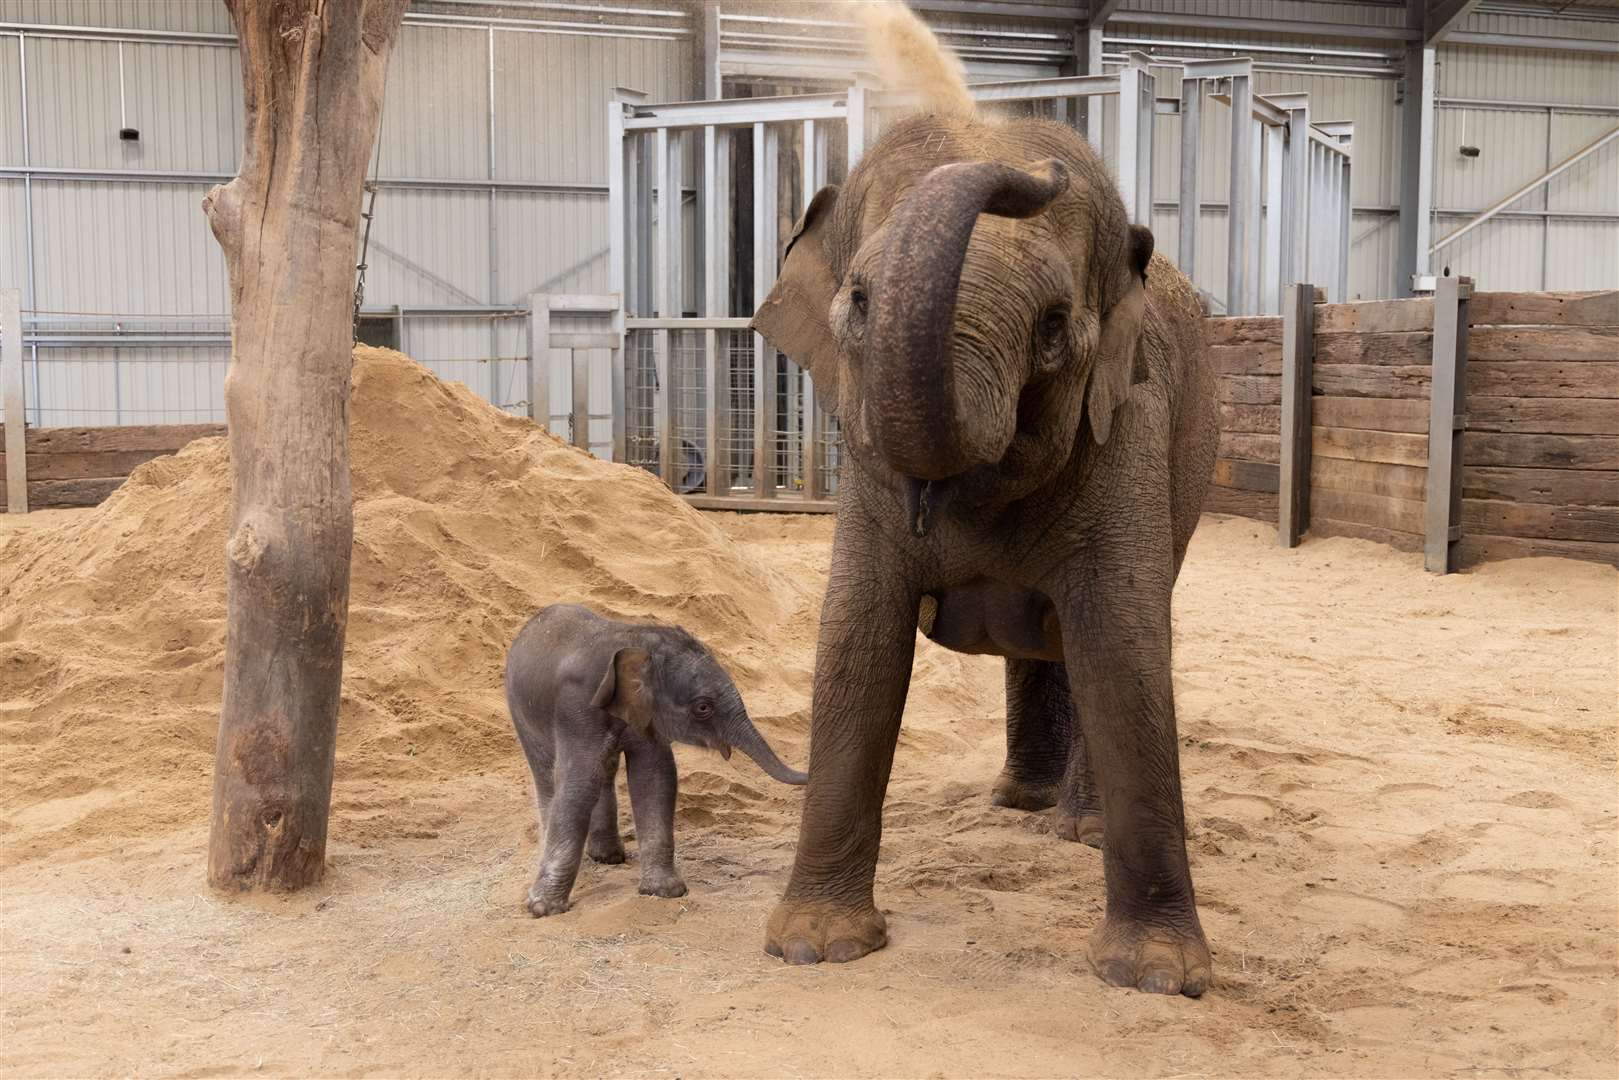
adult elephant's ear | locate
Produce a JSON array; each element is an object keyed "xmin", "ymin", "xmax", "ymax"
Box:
[
  {"xmin": 592, "ymin": 647, "xmax": 653, "ymax": 736},
  {"xmin": 1087, "ymin": 224, "xmax": 1153, "ymax": 445},
  {"xmin": 751, "ymin": 185, "xmax": 842, "ymax": 415}
]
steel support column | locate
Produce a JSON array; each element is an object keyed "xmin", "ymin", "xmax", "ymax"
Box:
[{"xmin": 1397, "ymin": 44, "xmax": 1435, "ymax": 295}]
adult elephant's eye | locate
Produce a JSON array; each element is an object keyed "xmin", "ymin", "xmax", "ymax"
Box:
[
  {"xmin": 849, "ymin": 285, "xmax": 869, "ymax": 319},
  {"xmin": 1037, "ymin": 306, "xmax": 1070, "ymax": 346}
]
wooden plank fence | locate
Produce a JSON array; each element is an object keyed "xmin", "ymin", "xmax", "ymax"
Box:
[
  {"xmin": 1207, "ymin": 285, "xmax": 1617, "ymax": 570},
  {"xmin": 5, "ymin": 287, "xmax": 1615, "ymax": 574}
]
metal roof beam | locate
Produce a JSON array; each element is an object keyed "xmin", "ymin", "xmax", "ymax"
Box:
[
  {"xmin": 1426, "ymin": 0, "xmax": 1484, "ymax": 42},
  {"xmin": 1090, "ymin": 0, "xmax": 1122, "ymax": 28}
]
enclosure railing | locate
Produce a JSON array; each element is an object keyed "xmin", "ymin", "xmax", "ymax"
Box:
[
  {"xmin": 602, "ymin": 55, "xmax": 1355, "ymax": 509},
  {"xmin": 1181, "ymin": 57, "xmax": 1354, "ymax": 314}
]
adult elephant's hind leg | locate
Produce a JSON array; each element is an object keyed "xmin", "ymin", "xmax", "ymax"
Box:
[
  {"xmin": 991, "ymin": 659, "xmax": 1073, "ymax": 812},
  {"xmin": 766, "ymin": 512, "xmax": 920, "ymax": 966},
  {"xmin": 1054, "ymin": 723, "xmax": 1104, "ymax": 847}
]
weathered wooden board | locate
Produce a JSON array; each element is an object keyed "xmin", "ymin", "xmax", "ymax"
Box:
[
  {"xmin": 1219, "ymin": 431, "xmax": 1280, "ymax": 464},
  {"xmin": 19, "ymin": 477, "xmax": 126, "ymax": 509},
  {"xmin": 1219, "ymin": 403, "xmax": 1281, "ymax": 434},
  {"xmin": 1461, "ymin": 498, "xmax": 1619, "ymax": 543},
  {"xmin": 1313, "ymin": 331, "xmax": 1431, "ymax": 366},
  {"xmin": 1470, "ymin": 290, "xmax": 1619, "ymax": 329},
  {"xmin": 1203, "ymin": 485, "xmax": 1278, "ymax": 522},
  {"xmin": 1204, "ymin": 316, "xmax": 1284, "ymax": 347},
  {"xmin": 1217, "ymin": 374, "xmax": 1282, "ymax": 405},
  {"xmin": 1314, "ymin": 298, "xmax": 1433, "ymax": 334},
  {"xmin": 1311, "ymin": 396, "xmax": 1429, "ymax": 433},
  {"xmin": 1462, "ymin": 432, "xmax": 1619, "ymax": 470},
  {"xmin": 1456, "ymin": 532, "xmax": 1619, "ymax": 569},
  {"xmin": 1469, "ymin": 326, "xmax": 1619, "ymax": 362},
  {"xmin": 1311, "ymin": 457, "xmax": 1427, "ymax": 502},
  {"xmin": 18, "ymin": 423, "xmax": 224, "ymax": 453},
  {"xmin": 1309, "ymin": 517, "xmax": 1424, "ymax": 553},
  {"xmin": 1312, "ymin": 426, "xmax": 1428, "ymax": 467},
  {"xmin": 1466, "ymin": 362, "xmax": 1619, "ymax": 399},
  {"xmin": 1214, "ymin": 458, "xmax": 1280, "ymax": 493},
  {"xmin": 1467, "ymin": 397, "xmax": 1619, "ymax": 436},
  {"xmin": 1311, "ymin": 488, "xmax": 1426, "ymax": 534},
  {"xmin": 1209, "ymin": 342, "xmax": 1282, "ymax": 375},
  {"xmin": 22, "ymin": 449, "xmax": 172, "ymax": 481},
  {"xmin": 1311, "ymin": 365, "xmax": 1430, "ymax": 399},
  {"xmin": 1462, "ymin": 465, "xmax": 1618, "ymax": 506}
]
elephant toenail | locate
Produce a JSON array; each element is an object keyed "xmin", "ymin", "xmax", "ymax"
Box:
[
  {"xmin": 823, "ymin": 939, "xmax": 865, "ymax": 963},
  {"xmin": 1098, "ymin": 960, "xmax": 1134, "ymax": 987},
  {"xmin": 1181, "ymin": 973, "xmax": 1210, "ymax": 998},
  {"xmin": 784, "ymin": 940, "xmax": 821, "ymax": 965},
  {"xmin": 764, "ymin": 940, "xmax": 784, "ymax": 959},
  {"xmin": 1138, "ymin": 971, "xmax": 1180, "ymax": 995}
]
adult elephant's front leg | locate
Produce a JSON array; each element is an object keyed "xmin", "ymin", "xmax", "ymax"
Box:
[
  {"xmin": 1060, "ymin": 549, "xmax": 1210, "ymax": 997},
  {"xmin": 766, "ymin": 515, "xmax": 920, "ymax": 966}
]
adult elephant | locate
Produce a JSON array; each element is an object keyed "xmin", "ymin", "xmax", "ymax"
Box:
[{"xmin": 750, "ymin": 110, "xmax": 1218, "ymax": 996}]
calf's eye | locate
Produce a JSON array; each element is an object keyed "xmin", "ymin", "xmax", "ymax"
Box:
[{"xmin": 692, "ymin": 699, "xmax": 714, "ymax": 719}]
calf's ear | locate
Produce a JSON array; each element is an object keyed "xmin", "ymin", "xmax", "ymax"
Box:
[{"xmin": 592, "ymin": 647, "xmax": 653, "ymax": 735}]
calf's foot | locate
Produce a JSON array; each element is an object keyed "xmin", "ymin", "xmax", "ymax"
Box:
[
  {"xmin": 765, "ymin": 898, "xmax": 887, "ymax": 965},
  {"xmin": 1088, "ymin": 913, "xmax": 1211, "ymax": 997},
  {"xmin": 638, "ymin": 868, "xmax": 687, "ymax": 898},
  {"xmin": 525, "ymin": 887, "xmax": 572, "ymax": 917}
]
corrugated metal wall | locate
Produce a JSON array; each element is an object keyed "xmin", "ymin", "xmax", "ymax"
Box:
[
  {"xmin": 1, "ymin": 1, "xmax": 1615, "ymax": 428},
  {"xmin": 2, "ymin": 3, "xmax": 695, "ymax": 427}
]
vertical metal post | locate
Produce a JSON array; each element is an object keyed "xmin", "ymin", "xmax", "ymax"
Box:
[
  {"xmin": 1337, "ymin": 148, "xmax": 1353, "ymax": 302},
  {"xmin": 656, "ymin": 126, "xmax": 679, "ymax": 489},
  {"xmin": 1280, "ymin": 104, "xmax": 1310, "ymax": 292},
  {"xmin": 1227, "ymin": 73, "xmax": 1254, "ymax": 315},
  {"xmin": 1116, "ymin": 61, "xmax": 1139, "ymax": 223},
  {"xmin": 486, "ymin": 27, "xmax": 500, "ymax": 407},
  {"xmin": 1177, "ymin": 75, "xmax": 1201, "ymax": 277},
  {"xmin": 527, "ymin": 292, "xmax": 550, "ymax": 429},
  {"xmin": 1262, "ymin": 122, "xmax": 1283, "ymax": 315},
  {"xmin": 609, "ymin": 297, "xmax": 626, "ymax": 463},
  {"xmin": 1083, "ymin": 25, "xmax": 1104, "ymax": 153},
  {"xmin": 703, "ymin": 124, "xmax": 728, "ymax": 495},
  {"xmin": 1134, "ymin": 56, "xmax": 1155, "ymax": 228},
  {"xmin": 1246, "ymin": 117, "xmax": 1263, "ymax": 314},
  {"xmin": 701, "ymin": 0, "xmax": 722, "ymax": 100},
  {"xmin": 3, "ymin": 289, "xmax": 25, "ymax": 513},
  {"xmin": 801, "ymin": 118, "xmax": 821, "ymax": 502},
  {"xmin": 1278, "ymin": 282, "xmax": 1314, "ymax": 548},
  {"xmin": 752, "ymin": 121, "xmax": 777, "ymax": 498},
  {"xmin": 847, "ymin": 82, "xmax": 869, "ymax": 170},
  {"xmin": 607, "ymin": 92, "xmax": 632, "ymax": 309},
  {"xmin": 1424, "ymin": 276, "xmax": 1471, "ymax": 574},
  {"xmin": 1397, "ymin": 45, "xmax": 1435, "ymax": 295},
  {"xmin": 392, "ymin": 303, "xmax": 406, "ymax": 358}
]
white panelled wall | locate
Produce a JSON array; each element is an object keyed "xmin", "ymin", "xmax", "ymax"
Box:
[{"xmin": 0, "ymin": 0, "xmax": 1615, "ymax": 427}]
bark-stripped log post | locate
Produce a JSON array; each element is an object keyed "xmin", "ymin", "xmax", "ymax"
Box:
[{"xmin": 204, "ymin": 0, "xmax": 408, "ymax": 891}]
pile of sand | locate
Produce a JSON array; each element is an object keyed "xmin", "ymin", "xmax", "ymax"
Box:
[{"xmin": 0, "ymin": 347, "xmax": 817, "ymax": 868}]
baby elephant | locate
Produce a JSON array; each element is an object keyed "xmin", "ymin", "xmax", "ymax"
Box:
[{"xmin": 506, "ymin": 604, "xmax": 807, "ymax": 916}]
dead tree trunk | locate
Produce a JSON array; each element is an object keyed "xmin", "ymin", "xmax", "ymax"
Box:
[{"xmin": 204, "ymin": 0, "xmax": 407, "ymax": 891}]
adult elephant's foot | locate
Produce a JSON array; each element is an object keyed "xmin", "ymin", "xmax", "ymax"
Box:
[
  {"xmin": 1055, "ymin": 812, "xmax": 1104, "ymax": 848},
  {"xmin": 1087, "ymin": 914, "xmax": 1211, "ymax": 997},
  {"xmin": 764, "ymin": 898, "xmax": 887, "ymax": 965},
  {"xmin": 990, "ymin": 769, "xmax": 1058, "ymax": 812}
]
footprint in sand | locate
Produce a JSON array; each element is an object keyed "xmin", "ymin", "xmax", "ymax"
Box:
[
  {"xmin": 1434, "ymin": 870, "xmax": 1555, "ymax": 904},
  {"xmin": 1298, "ymin": 888, "xmax": 1410, "ymax": 926},
  {"xmin": 1201, "ymin": 790, "xmax": 1280, "ymax": 823}
]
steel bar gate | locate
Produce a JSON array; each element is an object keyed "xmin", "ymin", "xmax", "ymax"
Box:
[
  {"xmin": 584, "ymin": 55, "xmax": 1355, "ymax": 507},
  {"xmin": 1179, "ymin": 57, "xmax": 1354, "ymax": 315}
]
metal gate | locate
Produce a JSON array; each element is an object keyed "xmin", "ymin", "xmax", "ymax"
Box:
[{"xmin": 586, "ymin": 55, "xmax": 1355, "ymax": 508}]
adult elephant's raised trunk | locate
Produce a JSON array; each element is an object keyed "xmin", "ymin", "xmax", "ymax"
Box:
[{"xmin": 867, "ymin": 158, "xmax": 1070, "ymax": 482}]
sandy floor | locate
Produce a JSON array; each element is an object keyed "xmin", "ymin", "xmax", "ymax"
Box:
[
  {"xmin": 1, "ymin": 508, "xmax": 1613, "ymax": 1077},
  {"xmin": 1, "ymin": 351, "xmax": 1615, "ymax": 1078}
]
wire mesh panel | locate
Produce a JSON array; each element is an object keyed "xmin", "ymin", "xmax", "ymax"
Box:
[
  {"xmin": 670, "ymin": 329, "xmax": 707, "ymax": 494},
  {"xmin": 625, "ymin": 327, "xmax": 658, "ymax": 472},
  {"xmin": 724, "ymin": 330, "xmax": 756, "ymax": 492}
]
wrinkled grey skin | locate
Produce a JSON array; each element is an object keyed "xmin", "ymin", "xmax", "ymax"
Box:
[
  {"xmin": 505, "ymin": 604, "xmax": 807, "ymax": 915},
  {"xmin": 751, "ymin": 113, "xmax": 1217, "ymax": 995}
]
